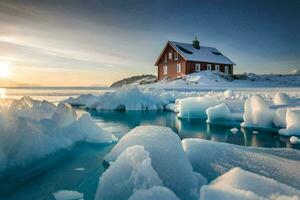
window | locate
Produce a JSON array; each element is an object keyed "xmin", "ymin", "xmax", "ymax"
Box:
[
  {"xmin": 163, "ymin": 65, "xmax": 168, "ymax": 75},
  {"xmin": 168, "ymin": 52, "xmax": 172, "ymax": 60},
  {"xmin": 176, "ymin": 63, "xmax": 181, "ymax": 73},
  {"xmin": 174, "ymin": 52, "xmax": 178, "ymax": 60},
  {"xmin": 164, "ymin": 54, "xmax": 167, "ymax": 63},
  {"xmin": 225, "ymin": 66, "xmax": 229, "ymax": 74},
  {"xmin": 195, "ymin": 64, "xmax": 201, "ymax": 72},
  {"xmin": 207, "ymin": 64, "xmax": 212, "ymax": 71},
  {"xmin": 215, "ymin": 65, "xmax": 220, "ymax": 71}
]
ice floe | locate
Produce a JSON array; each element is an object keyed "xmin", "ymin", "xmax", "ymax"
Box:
[
  {"xmin": 66, "ymin": 87, "xmax": 169, "ymax": 111},
  {"xmin": 182, "ymin": 138, "xmax": 300, "ymax": 189},
  {"xmin": 177, "ymin": 97, "xmax": 218, "ymax": 119},
  {"xmin": 102, "ymin": 126, "xmax": 205, "ymax": 200},
  {"xmin": 279, "ymin": 108, "xmax": 300, "ymax": 136},
  {"xmin": 274, "ymin": 92, "xmax": 291, "ymax": 105},
  {"xmin": 53, "ymin": 190, "xmax": 83, "ymax": 200},
  {"xmin": 0, "ymin": 97, "xmax": 115, "ymax": 175},
  {"xmin": 200, "ymin": 167, "xmax": 300, "ymax": 200}
]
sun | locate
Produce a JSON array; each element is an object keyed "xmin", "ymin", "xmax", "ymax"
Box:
[{"xmin": 0, "ymin": 62, "xmax": 11, "ymax": 78}]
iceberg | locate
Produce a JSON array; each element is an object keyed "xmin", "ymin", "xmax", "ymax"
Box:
[
  {"xmin": 103, "ymin": 126, "xmax": 205, "ymax": 200},
  {"xmin": 200, "ymin": 167, "xmax": 300, "ymax": 200},
  {"xmin": 66, "ymin": 87, "xmax": 169, "ymax": 111},
  {"xmin": 177, "ymin": 97, "xmax": 218, "ymax": 119},
  {"xmin": 0, "ymin": 97, "xmax": 115, "ymax": 175},
  {"xmin": 206, "ymin": 103, "xmax": 242, "ymax": 125},
  {"xmin": 128, "ymin": 186, "xmax": 180, "ymax": 200},
  {"xmin": 279, "ymin": 108, "xmax": 300, "ymax": 136},
  {"xmin": 182, "ymin": 138, "xmax": 300, "ymax": 189},
  {"xmin": 241, "ymin": 95, "xmax": 275, "ymax": 129}
]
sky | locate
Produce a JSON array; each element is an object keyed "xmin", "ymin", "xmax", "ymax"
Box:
[{"xmin": 0, "ymin": 0, "xmax": 299, "ymax": 86}]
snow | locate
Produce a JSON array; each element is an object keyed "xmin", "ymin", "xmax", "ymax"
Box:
[
  {"xmin": 0, "ymin": 97, "xmax": 115, "ymax": 175},
  {"xmin": 290, "ymin": 136, "xmax": 300, "ymax": 144},
  {"xmin": 128, "ymin": 186, "xmax": 180, "ymax": 200},
  {"xmin": 230, "ymin": 127, "xmax": 239, "ymax": 133},
  {"xmin": 200, "ymin": 167, "xmax": 300, "ymax": 200},
  {"xmin": 177, "ymin": 97, "xmax": 218, "ymax": 119},
  {"xmin": 95, "ymin": 145, "xmax": 162, "ymax": 200},
  {"xmin": 182, "ymin": 138, "xmax": 300, "ymax": 189},
  {"xmin": 274, "ymin": 92, "xmax": 291, "ymax": 105},
  {"xmin": 273, "ymin": 108, "xmax": 287, "ymax": 127},
  {"xmin": 103, "ymin": 125, "xmax": 205, "ymax": 200},
  {"xmin": 279, "ymin": 109, "xmax": 300, "ymax": 136},
  {"xmin": 206, "ymin": 103, "xmax": 242, "ymax": 125},
  {"xmin": 223, "ymin": 89, "xmax": 234, "ymax": 99},
  {"xmin": 53, "ymin": 190, "xmax": 83, "ymax": 200},
  {"xmin": 66, "ymin": 87, "xmax": 169, "ymax": 111},
  {"xmin": 168, "ymin": 41, "xmax": 235, "ymax": 65},
  {"xmin": 241, "ymin": 95, "xmax": 275, "ymax": 129}
]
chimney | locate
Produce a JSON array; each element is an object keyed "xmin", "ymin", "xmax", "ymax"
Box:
[{"xmin": 193, "ymin": 37, "xmax": 200, "ymax": 49}]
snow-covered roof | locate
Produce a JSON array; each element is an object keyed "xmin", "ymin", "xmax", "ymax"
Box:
[{"xmin": 168, "ymin": 41, "xmax": 235, "ymax": 65}]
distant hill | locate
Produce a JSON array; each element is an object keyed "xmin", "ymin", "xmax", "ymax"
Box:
[{"xmin": 110, "ymin": 75, "xmax": 157, "ymax": 88}]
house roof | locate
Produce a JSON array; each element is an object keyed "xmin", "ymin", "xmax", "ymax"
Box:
[{"xmin": 155, "ymin": 41, "xmax": 235, "ymax": 65}]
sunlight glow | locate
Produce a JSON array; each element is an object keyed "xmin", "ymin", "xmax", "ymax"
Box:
[
  {"xmin": 0, "ymin": 61, "xmax": 11, "ymax": 78},
  {"xmin": 0, "ymin": 88, "xmax": 6, "ymax": 98}
]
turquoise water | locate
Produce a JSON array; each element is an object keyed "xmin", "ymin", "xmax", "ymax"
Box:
[{"xmin": 1, "ymin": 109, "xmax": 298, "ymax": 200}]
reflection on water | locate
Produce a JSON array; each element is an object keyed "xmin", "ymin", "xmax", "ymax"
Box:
[{"xmin": 88, "ymin": 110, "xmax": 298, "ymax": 149}]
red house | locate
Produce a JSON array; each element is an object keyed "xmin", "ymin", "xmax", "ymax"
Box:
[{"xmin": 155, "ymin": 38, "xmax": 235, "ymax": 80}]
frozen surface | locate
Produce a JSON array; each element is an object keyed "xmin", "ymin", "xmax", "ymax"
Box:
[
  {"xmin": 128, "ymin": 186, "xmax": 180, "ymax": 200},
  {"xmin": 0, "ymin": 97, "xmax": 114, "ymax": 175},
  {"xmin": 53, "ymin": 190, "xmax": 83, "ymax": 200},
  {"xmin": 66, "ymin": 87, "xmax": 169, "ymax": 111},
  {"xmin": 241, "ymin": 95, "xmax": 275, "ymax": 129},
  {"xmin": 279, "ymin": 109, "xmax": 300, "ymax": 136},
  {"xmin": 177, "ymin": 97, "xmax": 218, "ymax": 119},
  {"xmin": 95, "ymin": 145, "xmax": 162, "ymax": 200},
  {"xmin": 200, "ymin": 167, "xmax": 300, "ymax": 200},
  {"xmin": 182, "ymin": 138, "xmax": 300, "ymax": 189},
  {"xmin": 290, "ymin": 136, "xmax": 300, "ymax": 144},
  {"xmin": 104, "ymin": 126, "xmax": 205, "ymax": 200}
]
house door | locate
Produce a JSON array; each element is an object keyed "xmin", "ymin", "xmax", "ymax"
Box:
[{"xmin": 225, "ymin": 66, "xmax": 229, "ymax": 74}]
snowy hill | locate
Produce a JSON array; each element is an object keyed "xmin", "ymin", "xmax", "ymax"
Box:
[
  {"xmin": 110, "ymin": 75, "xmax": 157, "ymax": 88},
  {"xmin": 144, "ymin": 71, "xmax": 300, "ymax": 89}
]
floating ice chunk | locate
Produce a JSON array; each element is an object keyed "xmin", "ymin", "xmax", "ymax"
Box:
[
  {"xmin": 165, "ymin": 103, "xmax": 178, "ymax": 113},
  {"xmin": 66, "ymin": 87, "xmax": 169, "ymax": 111},
  {"xmin": 95, "ymin": 145, "xmax": 163, "ymax": 200},
  {"xmin": 182, "ymin": 138, "xmax": 300, "ymax": 189},
  {"xmin": 279, "ymin": 109, "xmax": 300, "ymax": 136},
  {"xmin": 252, "ymin": 130, "xmax": 258, "ymax": 134},
  {"xmin": 0, "ymin": 98, "xmax": 115, "ymax": 175},
  {"xmin": 104, "ymin": 126, "xmax": 204, "ymax": 200},
  {"xmin": 200, "ymin": 167, "xmax": 300, "ymax": 200},
  {"xmin": 274, "ymin": 92, "xmax": 291, "ymax": 105},
  {"xmin": 53, "ymin": 190, "xmax": 83, "ymax": 200},
  {"xmin": 177, "ymin": 97, "xmax": 218, "ymax": 119},
  {"xmin": 230, "ymin": 127, "xmax": 239, "ymax": 133},
  {"xmin": 223, "ymin": 89, "xmax": 234, "ymax": 99},
  {"xmin": 273, "ymin": 108, "xmax": 287, "ymax": 128},
  {"xmin": 206, "ymin": 103, "xmax": 242, "ymax": 125},
  {"xmin": 74, "ymin": 168, "xmax": 85, "ymax": 171},
  {"xmin": 128, "ymin": 186, "xmax": 180, "ymax": 200},
  {"xmin": 290, "ymin": 136, "xmax": 300, "ymax": 144},
  {"xmin": 241, "ymin": 95, "xmax": 275, "ymax": 129}
]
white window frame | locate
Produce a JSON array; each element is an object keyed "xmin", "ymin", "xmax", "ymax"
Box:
[
  {"xmin": 215, "ymin": 65, "xmax": 220, "ymax": 71},
  {"xmin": 163, "ymin": 65, "xmax": 168, "ymax": 75},
  {"xmin": 225, "ymin": 66, "xmax": 229, "ymax": 74},
  {"xmin": 168, "ymin": 52, "xmax": 172, "ymax": 60},
  {"xmin": 174, "ymin": 52, "xmax": 178, "ymax": 60},
  {"xmin": 207, "ymin": 64, "xmax": 212, "ymax": 71},
  {"xmin": 195, "ymin": 64, "xmax": 201, "ymax": 72},
  {"xmin": 176, "ymin": 63, "xmax": 181, "ymax": 73}
]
